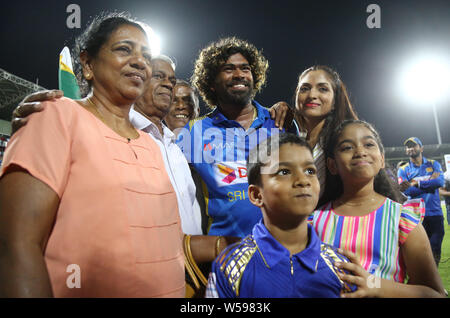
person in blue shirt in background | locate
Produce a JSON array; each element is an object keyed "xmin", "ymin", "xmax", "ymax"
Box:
[
  {"xmin": 206, "ymin": 133, "xmax": 355, "ymax": 298},
  {"xmin": 397, "ymin": 137, "xmax": 445, "ymax": 266}
]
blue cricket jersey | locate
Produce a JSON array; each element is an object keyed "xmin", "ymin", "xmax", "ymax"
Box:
[
  {"xmin": 176, "ymin": 101, "xmax": 282, "ymax": 237},
  {"xmin": 397, "ymin": 157, "xmax": 444, "ymax": 217},
  {"xmin": 206, "ymin": 221, "xmax": 356, "ymax": 298}
]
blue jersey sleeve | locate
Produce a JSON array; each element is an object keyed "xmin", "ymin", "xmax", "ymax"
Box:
[
  {"xmin": 398, "ymin": 167, "xmax": 419, "ymax": 197},
  {"xmin": 206, "ymin": 254, "xmax": 237, "ymax": 298},
  {"xmin": 398, "ymin": 165, "xmax": 428, "ymax": 197},
  {"xmin": 404, "ymin": 186, "xmax": 427, "ymax": 197},
  {"xmin": 418, "ymin": 161, "xmax": 444, "ymax": 190}
]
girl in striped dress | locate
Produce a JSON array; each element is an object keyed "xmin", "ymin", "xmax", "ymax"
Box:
[{"xmin": 312, "ymin": 119, "xmax": 445, "ymax": 297}]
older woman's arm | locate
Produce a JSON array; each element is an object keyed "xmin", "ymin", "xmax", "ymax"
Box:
[
  {"xmin": 0, "ymin": 168, "xmax": 60, "ymax": 297},
  {"xmin": 189, "ymin": 235, "xmax": 241, "ymax": 264}
]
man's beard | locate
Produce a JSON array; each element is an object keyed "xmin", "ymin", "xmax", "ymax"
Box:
[
  {"xmin": 224, "ymin": 89, "xmax": 253, "ymax": 106},
  {"xmin": 217, "ymin": 80, "xmax": 254, "ymax": 107},
  {"xmin": 408, "ymin": 150, "xmax": 421, "ymax": 159}
]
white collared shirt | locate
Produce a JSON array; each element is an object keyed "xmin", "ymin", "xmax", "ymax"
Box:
[{"xmin": 129, "ymin": 106, "xmax": 203, "ymax": 235}]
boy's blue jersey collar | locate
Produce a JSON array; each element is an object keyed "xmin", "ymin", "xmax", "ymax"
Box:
[{"xmin": 252, "ymin": 220, "xmax": 320, "ymax": 273}]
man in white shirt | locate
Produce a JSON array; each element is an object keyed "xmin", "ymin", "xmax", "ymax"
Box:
[{"xmin": 131, "ymin": 55, "xmax": 203, "ymax": 235}]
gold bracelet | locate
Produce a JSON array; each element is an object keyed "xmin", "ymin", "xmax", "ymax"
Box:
[
  {"xmin": 215, "ymin": 236, "xmax": 223, "ymax": 258},
  {"xmin": 183, "ymin": 235, "xmax": 201, "ymax": 290},
  {"xmin": 184, "ymin": 234, "xmax": 208, "ymax": 286}
]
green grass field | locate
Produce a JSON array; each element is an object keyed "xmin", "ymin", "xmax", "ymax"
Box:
[{"xmin": 438, "ymin": 202, "xmax": 449, "ymax": 296}]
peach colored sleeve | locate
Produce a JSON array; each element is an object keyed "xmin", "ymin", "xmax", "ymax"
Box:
[{"xmin": 1, "ymin": 99, "xmax": 73, "ymax": 197}]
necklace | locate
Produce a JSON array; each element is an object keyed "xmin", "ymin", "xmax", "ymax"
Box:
[
  {"xmin": 85, "ymin": 97, "xmax": 134, "ymax": 143},
  {"xmin": 86, "ymin": 97, "xmax": 108, "ymax": 123}
]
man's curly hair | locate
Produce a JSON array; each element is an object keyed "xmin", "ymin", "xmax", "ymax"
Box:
[{"xmin": 191, "ymin": 37, "xmax": 269, "ymax": 109}]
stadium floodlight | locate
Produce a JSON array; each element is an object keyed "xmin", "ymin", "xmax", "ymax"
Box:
[
  {"xmin": 398, "ymin": 54, "xmax": 450, "ymax": 145},
  {"xmin": 139, "ymin": 24, "xmax": 161, "ymax": 57},
  {"xmin": 148, "ymin": 30, "xmax": 161, "ymax": 57}
]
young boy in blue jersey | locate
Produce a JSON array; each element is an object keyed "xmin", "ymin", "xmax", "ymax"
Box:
[{"xmin": 206, "ymin": 133, "xmax": 356, "ymax": 298}]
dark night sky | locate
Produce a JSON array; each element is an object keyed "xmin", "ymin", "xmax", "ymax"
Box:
[{"xmin": 1, "ymin": 0, "xmax": 450, "ymax": 147}]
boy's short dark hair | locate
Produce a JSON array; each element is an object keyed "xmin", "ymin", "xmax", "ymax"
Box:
[{"xmin": 247, "ymin": 133, "xmax": 312, "ymax": 187}]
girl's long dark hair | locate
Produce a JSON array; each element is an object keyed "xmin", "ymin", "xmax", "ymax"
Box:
[{"xmin": 319, "ymin": 119, "xmax": 405, "ymax": 206}]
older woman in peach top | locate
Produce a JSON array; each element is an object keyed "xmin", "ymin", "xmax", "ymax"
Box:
[{"xmin": 0, "ymin": 13, "xmax": 184, "ymax": 297}]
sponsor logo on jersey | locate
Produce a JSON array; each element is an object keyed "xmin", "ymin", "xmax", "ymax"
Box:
[{"xmin": 214, "ymin": 161, "xmax": 247, "ymax": 186}]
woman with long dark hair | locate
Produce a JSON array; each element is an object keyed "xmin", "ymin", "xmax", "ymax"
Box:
[{"xmin": 276, "ymin": 65, "xmax": 358, "ymax": 203}]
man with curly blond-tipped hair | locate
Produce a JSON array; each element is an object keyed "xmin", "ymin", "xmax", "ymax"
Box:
[
  {"xmin": 176, "ymin": 37, "xmax": 292, "ymax": 238},
  {"xmin": 191, "ymin": 37, "xmax": 268, "ymax": 110}
]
